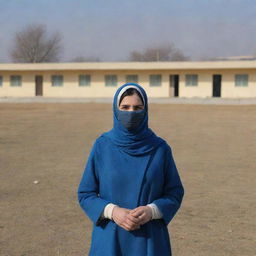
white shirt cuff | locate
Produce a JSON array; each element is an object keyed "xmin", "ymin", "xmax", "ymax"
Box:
[
  {"xmin": 147, "ymin": 203, "xmax": 163, "ymax": 219},
  {"xmin": 101, "ymin": 203, "xmax": 117, "ymax": 220}
]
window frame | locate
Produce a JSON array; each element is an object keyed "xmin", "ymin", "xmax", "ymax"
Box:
[
  {"xmin": 126, "ymin": 74, "xmax": 138, "ymax": 84},
  {"xmin": 79, "ymin": 74, "xmax": 91, "ymax": 86},
  {"xmin": 10, "ymin": 75, "xmax": 22, "ymax": 87},
  {"xmin": 185, "ymin": 74, "xmax": 198, "ymax": 87},
  {"xmin": 105, "ymin": 75, "xmax": 118, "ymax": 87},
  {"xmin": 51, "ymin": 75, "xmax": 64, "ymax": 87},
  {"xmin": 235, "ymin": 74, "xmax": 248, "ymax": 87},
  {"xmin": 149, "ymin": 74, "xmax": 162, "ymax": 87}
]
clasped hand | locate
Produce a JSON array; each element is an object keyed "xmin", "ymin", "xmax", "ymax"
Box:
[{"xmin": 112, "ymin": 206, "xmax": 152, "ymax": 231}]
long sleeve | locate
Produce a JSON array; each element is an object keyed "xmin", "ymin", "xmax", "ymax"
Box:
[
  {"xmin": 77, "ymin": 140, "xmax": 111, "ymax": 226},
  {"xmin": 152, "ymin": 145, "xmax": 184, "ymax": 225}
]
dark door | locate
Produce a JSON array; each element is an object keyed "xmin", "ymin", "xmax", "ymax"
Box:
[
  {"xmin": 35, "ymin": 76, "xmax": 43, "ymax": 96},
  {"xmin": 170, "ymin": 75, "xmax": 179, "ymax": 97},
  {"xmin": 213, "ymin": 75, "xmax": 221, "ymax": 97}
]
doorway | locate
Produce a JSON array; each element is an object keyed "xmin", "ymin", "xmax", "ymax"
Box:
[
  {"xmin": 212, "ymin": 75, "xmax": 221, "ymax": 97},
  {"xmin": 170, "ymin": 75, "xmax": 179, "ymax": 97},
  {"xmin": 35, "ymin": 76, "xmax": 43, "ymax": 96}
]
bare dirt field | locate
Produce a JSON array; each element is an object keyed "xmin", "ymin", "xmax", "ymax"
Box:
[{"xmin": 0, "ymin": 103, "xmax": 255, "ymax": 256}]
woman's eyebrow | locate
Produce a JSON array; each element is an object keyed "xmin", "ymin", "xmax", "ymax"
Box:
[{"xmin": 120, "ymin": 104, "xmax": 143, "ymax": 107}]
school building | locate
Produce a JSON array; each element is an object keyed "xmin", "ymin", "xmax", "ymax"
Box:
[{"xmin": 0, "ymin": 61, "xmax": 256, "ymax": 98}]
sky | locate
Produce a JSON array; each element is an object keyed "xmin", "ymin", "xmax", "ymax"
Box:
[{"xmin": 0, "ymin": 0, "xmax": 255, "ymax": 62}]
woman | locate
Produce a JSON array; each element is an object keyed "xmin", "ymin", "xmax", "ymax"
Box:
[{"xmin": 78, "ymin": 83, "xmax": 184, "ymax": 256}]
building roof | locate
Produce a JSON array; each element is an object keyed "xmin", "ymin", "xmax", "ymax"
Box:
[
  {"xmin": 215, "ymin": 56, "xmax": 256, "ymax": 61},
  {"xmin": 0, "ymin": 61, "xmax": 256, "ymax": 71}
]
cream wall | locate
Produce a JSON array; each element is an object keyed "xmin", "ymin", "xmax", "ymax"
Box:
[
  {"xmin": 221, "ymin": 70, "xmax": 256, "ymax": 98},
  {"xmin": 0, "ymin": 70, "xmax": 169, "ymax": 98},
  {"xmin": 0, "ymin": 68, "xmax": 256, "ymax": 98},
  {"xmin": 179, "ymin": 70, "xmax": 256, "ymax": 98},
  {"xmin": 179, "ymin": 71, "xmax": 213, "ymax": 98},
  {"xmin": 0, "ymin": 71, "xmax": 36, "ymax": 97},
  {"xmin": 43, "ymin": 70, "xmax": 169, "ymax": 98},
  {"xmin": 137, "ymin": 71, "xmax": 169, "ymax": 97}
]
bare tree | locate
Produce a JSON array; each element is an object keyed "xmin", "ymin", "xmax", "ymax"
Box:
[
  {"xmin": 129, "ymin": 43, "xmax": 189, "ymax": 61},
  {"xmin": 170, "ymin": 48, "xmax": 189, "ymax": 61},
  {"xmin": 129, "ymin": 51, "xmax": 144, "ymax": 62},
  {"xmin": 71, "ymin": 56, "xmax": 101, "ymax": 62},
  {"xmin": 10, "ymin": 24, "xmax": 62, "ymax": 63}
]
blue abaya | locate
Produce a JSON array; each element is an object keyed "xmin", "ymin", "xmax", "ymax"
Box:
[{"xmin": 78, "ymin": 83, "xmax": 184, "ymax": 256}]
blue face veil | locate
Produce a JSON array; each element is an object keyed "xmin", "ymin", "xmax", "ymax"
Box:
[
  {"xmin": 116, "ymin": 84, "xmax": 146, "ymax": 132},
  {"xmin": 103, "ymin": 83, "xmax": 164, "ymax": 156}
]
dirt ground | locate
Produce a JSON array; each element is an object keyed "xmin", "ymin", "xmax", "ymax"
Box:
[{"xmin": 0, "ymin": 103, "xmax": 255, "ymax": 256}]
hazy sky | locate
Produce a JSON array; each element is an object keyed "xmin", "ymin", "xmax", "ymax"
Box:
[{"xmin": 0, "ymin": 0, "xmax": 255, "ymax": 62}]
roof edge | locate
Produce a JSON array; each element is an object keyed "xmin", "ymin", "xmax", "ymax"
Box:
[{"xmin": 0, "ymin": 61, "xmax": 256, "ymax": 71}]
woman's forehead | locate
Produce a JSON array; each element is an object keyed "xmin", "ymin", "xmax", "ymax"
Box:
[
  {"xmin": 116, "ymin": 85, "xmax": 145, "ymax": 108},
  {"xmin": 119, "ymin": 94, "xmax": 144, "ymax": 105}
]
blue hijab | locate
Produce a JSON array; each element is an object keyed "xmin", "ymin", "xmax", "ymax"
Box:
[{"xmin": 103, "ymin": 83, "xmax": 164, "ymax": 156}]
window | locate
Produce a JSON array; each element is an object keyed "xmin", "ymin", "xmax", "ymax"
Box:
[
  {"xmin": 126, "ymin": 75, "xmax": 138, "ymax": 83},
  {"xmin": 235, "ymin": 74, "xmax": 248, "ymax": 87},
  {"xmin": 185, "ymin": 74, "xmax": 198, "ymax": 86},
  {"xmin": 0, "ymin": 76, "xmax": 2, "ymax": 86},
  {"xmin": 79, "ymin": 75, "xmax": 91, "ymax": 86},
  {"xmin": 149, "ymin": 74, "xmax": 162, "ymax": 86},
  {"xmin": 105, "ymin": 75, "xmax": 117, "ymax": 86},
  {"xmin": 52, "ymin": 75, "xmax": 63, "ymax": 86},
  {"xmin": 10, "ymin": 75, "xmax": 22, "ymax": 86}
]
